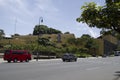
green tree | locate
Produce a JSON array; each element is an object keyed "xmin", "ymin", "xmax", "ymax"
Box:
[
  {"xmin": 81, "ymin": 34, "xmax": 91, "ymax": 39},
  {"xmin": 33, "ymin": 25, "xmax": 48, "ymax": 35},
  {"xmin": 64, "ymin": 32, "xmax": 70, "ymax": 34},
  {"xmin": 80, "ymin": 34, "xmax": 92, "ymax": 44},
  {"xmin": 80, "ymin": 34, "xmax": 99, "ymax": 56},
  {"xmin": 85, "ymin": 38, "xmax": 98, "ymax": 56},
  {"xmin": 33, "ymin": 25, "xmax": 61, "ymax": 35},
  {"xmin": 67, "ymin": 38, "xmax": 76, "ymax": 45},
  {"xmin": 38, "ymin": 38, "xmax": 49, "ymax": 46},
  {"xmin": 76, "ymin": 0, "xmax": 120, "ymax": 34}
]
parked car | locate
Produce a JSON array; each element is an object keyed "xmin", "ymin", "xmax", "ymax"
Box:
[
  {"xmin": 3, "ymin": 50, "xmax": 32, "ymax": 63},
  {"xmin": 62, "ymin": 53, "xmax": 77, "ymax": 62},
  {"xmin": 114, "ymin": 51, "xmax": 120, "ymax": 56}
]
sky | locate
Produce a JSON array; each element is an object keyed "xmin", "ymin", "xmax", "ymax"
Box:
[{"xmin": 0, "ymin": 0, "xmax": 105, "ymax": 38}]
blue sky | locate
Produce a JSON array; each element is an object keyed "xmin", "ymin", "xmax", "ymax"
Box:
[{"xmin": 0, "ymin": 0, "xmax": 105, "ymax": 38}]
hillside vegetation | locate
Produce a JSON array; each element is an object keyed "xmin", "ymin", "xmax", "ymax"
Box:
[
  {"xmin": 0, "ymin": 34, "xmax": 77, "ymax": 57},
  {"xmin": 0, "ymin": 25, "xmax": 101, "ymax": 57}
]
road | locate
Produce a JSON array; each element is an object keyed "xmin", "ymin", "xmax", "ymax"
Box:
[{"xmin": 0, "ymin": 57, "xmax": 120, "ymax": 80}]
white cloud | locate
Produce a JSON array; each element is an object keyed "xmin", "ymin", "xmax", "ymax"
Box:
[
  {"xmin": 75, "ymin": 22, "xmax": 100, "ymax": 38},
  {"xmin": 36, "ymin": 0, "xmax": 58, "ymax": 11},
  {"xmin": 0, "ymin": 0, "xmax": 102, "ymax": 37},
  {"xmin": 35, "ymin": 0, "xmax": 60, "ymax": 20},
  {"xmin": 1, "ymin": 0, "xmax": 59, "ymax": 19},
  {"xmin": 86, "ymin": 26, "xmax": 96, "ymax": 38},
  {"xmin": 0, "ymin": 0, "xmax": 60, "ymax": 35},
  {"xmin": 0, "ymin": 0, "xmax": 33, "ymax": 17}
]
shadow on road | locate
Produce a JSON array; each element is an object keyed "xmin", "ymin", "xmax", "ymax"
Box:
[{"xmin": 113, "ymin": 71, "xmax": 120, "ymax": 80}]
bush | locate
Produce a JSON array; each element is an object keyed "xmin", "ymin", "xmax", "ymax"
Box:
[{"xmin": 75, "ymin": 52, "xmax": 91, "ymax": 58}]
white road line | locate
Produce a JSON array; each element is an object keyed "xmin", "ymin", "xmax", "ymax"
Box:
[{"xmin": 86, "ymin": 67, "xmax": 100, "ymax": 71}]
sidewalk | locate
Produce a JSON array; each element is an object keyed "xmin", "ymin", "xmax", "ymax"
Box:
[
  {"xmin": 0, "ymin": 58, "xmax": 61, "ymax": 63},
  {"xmin": 0, "ymin": 57, "xmax": 101, "ymax": 63},
  {"xmin": 0, "ymin": 58, "xmax": 6, "ymax": 63}
]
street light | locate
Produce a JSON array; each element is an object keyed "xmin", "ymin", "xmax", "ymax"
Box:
[
  {"xmin": 36, "ymin": 17, "xmax": 43, "ymax": 61},
  {"xmin": 36, "ymin": 31, "xmax": 40, "ymax": 61},
  {"xmin": 39, "ymin": 17, "xmax": 43, "ymax": 25},
  {"xmin": 14, "ymin": 18, "xmax": 17, "ymax": 35}
]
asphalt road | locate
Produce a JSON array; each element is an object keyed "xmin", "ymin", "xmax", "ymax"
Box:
[{"xmin": 0, "ymin": 57, "xmax": 120, "ymax": 80}]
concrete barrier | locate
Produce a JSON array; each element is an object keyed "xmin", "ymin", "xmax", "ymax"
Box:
[{"xmin": 33, "ymin": 55, "xmax": 56, "ymax": 59}]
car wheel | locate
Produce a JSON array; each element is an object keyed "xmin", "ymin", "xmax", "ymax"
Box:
[
  {"xmin": 25, "ymin": 58, "xmax": 29, "ymax": 62},
  {"xmin": 7, "ymin": 60, "xmax": 11, "ymax": 63},
  {"xmin": 63, "ymin": 59, "xmax": 65, "ymax": 62},
  {"xmin": 14, "ymin": 59, "xmax": 18, "ymax": 63},
  {"xmin": 74, "ymin": 59, "xmax": 77, "ymax": 62},
  {"xmin": 68, "ymin": 59, "xmax": 71, "ymax": 62},
  {"xmin": 20, "ymin": 60, "xmax": 23, "ymax": 62}
]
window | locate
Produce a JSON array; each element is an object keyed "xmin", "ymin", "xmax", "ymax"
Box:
[
  {"xmin": 5, "ymin": 50, "xmax": 10, "ymax": 54},
  {"xmin": 12, "ymin": 51, "xmax": 25, "ymax": 54}
]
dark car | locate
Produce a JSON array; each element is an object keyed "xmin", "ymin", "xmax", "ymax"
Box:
[
  {"xmin": 114, "ymin": 51, "xmax": 120, "ymax": 56},
  {"xmin": 62, "ymin": 53, "xmax": 77, "ymax": 62}
]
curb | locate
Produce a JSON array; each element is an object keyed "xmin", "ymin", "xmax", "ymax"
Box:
[{"xmin": 0, "ymin": 58, "xmax": 61, "ymax": 63}]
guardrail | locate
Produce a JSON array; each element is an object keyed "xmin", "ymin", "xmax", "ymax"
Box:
[{"xmin": 33, "ymin": 55, "xmax": 56, "ymax": 59}]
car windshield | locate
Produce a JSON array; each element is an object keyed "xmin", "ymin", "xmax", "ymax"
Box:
[{"xmin": 5, "ymin": 50, "xmax": 10, "ymax": 54}]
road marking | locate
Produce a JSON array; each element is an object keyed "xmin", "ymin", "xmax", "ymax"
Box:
[{"xmin": 86, "ymin": 67, "xmax": 100, "ymax": 71}]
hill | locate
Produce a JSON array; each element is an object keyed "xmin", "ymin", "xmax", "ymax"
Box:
[{"xmin": 0, "ymin": 33, "xmax": 75, "ymax": 57}]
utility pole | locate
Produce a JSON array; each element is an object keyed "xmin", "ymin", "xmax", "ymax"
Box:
[
  {"xmin": 14, "ymin": 18, "xmax": 17, "ymax": 35},
  {"xmin": 36, "ymin": 17, "xmax": 43, "ymax": 61}
]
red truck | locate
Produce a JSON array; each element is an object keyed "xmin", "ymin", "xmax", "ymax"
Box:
[{"xmin": 4, "ymin": 50, "xmax": 32, "ymax": 63}]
